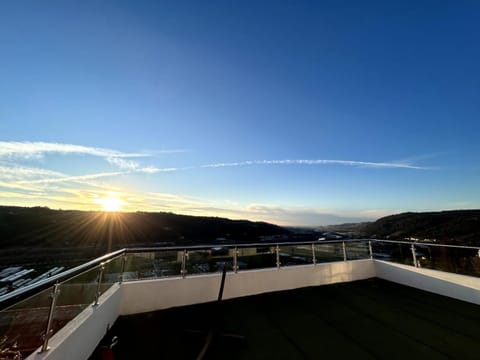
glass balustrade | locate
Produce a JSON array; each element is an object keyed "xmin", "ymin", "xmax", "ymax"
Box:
[
  {"xmin": 411, "ymin": 245, "xmax": 480, "ymax": 277},
  {"xmin": 278, "ymin": 245, "xmax": 314, "ymax": 266},
  {"xmin": 4, "ymin": 239, "xmax": 480, "ymax": 359},
  {"xmin": 49, "ymin": 265, "xmax": 100, "ymax": 339},
  {"xmin": 122, "ymin": 252, "xmax": 157, "ymax": 280},
  {"xmin": 314, "ymin": 242, "xmax": 345, "ymax": 262},
  {"xmin": 0, "ymin": 287, "xmax": 52, "ymax": 358},
  {"xmin": 236, "ymin": 246, "xmax": 277, "ymax": 270},
  {"xmin": 345, "ymin": 241, "xmax": 370, "ymax": 260},
  {"xmin": 372, "ymin": 241, "xmax": 415, "ymax": 266},
  {"xmin": 123, "ymin": 250, "xmax": 183, "ymax": 280}
]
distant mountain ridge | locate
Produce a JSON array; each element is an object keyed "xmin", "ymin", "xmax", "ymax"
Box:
[
  {"xmin": 0, "ymin": 206, "xmax": 290, "ymax": 265},
  {"xmin": 363, "ymin": 210, "xmax": 480, "ymax": 245}
]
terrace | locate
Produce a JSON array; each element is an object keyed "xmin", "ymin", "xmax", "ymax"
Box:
[
  {"xmin": 1, "ymin": 239, "xmax": 480, "ymax": 360},
  {"xmin": 104, "ymin": 278, "xmax": 480, "ymax": 359}
]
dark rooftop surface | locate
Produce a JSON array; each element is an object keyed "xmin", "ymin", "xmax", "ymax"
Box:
[{"xmin": 93, "ymin": 279, "xmax": 480, "ymax": 360}]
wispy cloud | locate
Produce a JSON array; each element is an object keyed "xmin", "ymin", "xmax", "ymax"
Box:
[
  {"xmin": 201, "ymin": 159, "xmax": 426, "ymax": 170},
  {"xmin": 105, "ymin": 157, "xmax": 179, "ymax": 173},
  {"xmin": 0, "ymin": 165, "xmax": 64, "ymax": 180},
  {"xmin": 0, "ymin": 140, "xmax": 431, "ymax": 224},
  {"xmin": 0, "ymin": 141, "xmax": 191, "ymax": 176},
  {"xmin": 0, "ymin": 141, "xmax": 147, "ymax": 159},
  {"xmin": 143, "ymin": 149, "xmax": 190, "ymax": 155},
  {"xmin": 0, "ymin": 142, "xmax": 427, "ymax": 175},
  {"xmin": 18, "ymin": 171, "xmax": 127, "ymax": 184}
]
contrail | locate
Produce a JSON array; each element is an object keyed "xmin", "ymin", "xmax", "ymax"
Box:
[{"xmin": 201, "ymin": 159, "xmax": 426, "ymax": 170}]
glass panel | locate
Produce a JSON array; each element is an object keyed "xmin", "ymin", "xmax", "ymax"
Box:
[
  {"xmin": 389, "ymin": 243, "xmax": 415, "ymax": 266},
  {"xmin": 371, "ymin": 241, "xmax": 414, "ymax": 265},
  {"xmin": 49, "ymin": 265, "xmax": 101, "ymax": 338},
  {"xmin": 151, "ymin": 251, "xmax": 182, "ymax": 278},
  {"xmin": 123, "ymin": 252, "xmax": 157, "ymax": 280},
  {"xmin": 279, "ymin": 245, "xmax": 313, "ymax": 267},
  {"xmin": 187, "ymin": 248, "xmax": 231, "ymax": 275},
  {"xmin": 0, "ymin": 286, "xmax": 53, "ymax": 358},
  {"xmin": 371, "ymin": 241, "xmax": 394, "ymax": 261},
  {"xmin": 314, "ymin": 242, "xmax": 344, "ymax": 263},
  {"xmin": 102, "ymin": 256, "xmax": 123, "ymax": 288},
  {"xmin": 123, "ymin": 251, "xmax": 186, "ymax": 280},
  {"xmin": 345, "ymin": 241, "xmax": 370, "ymax": 260},
  {"xmin": 236, "ymin": 246, "xmax": 276, "ymax": 270},
  {"xmin": 420, "ymin": 246, "xmax": 480, "ymax": 276},
  {"xmin": 186, "ymin": 250, "xmax": 214, "ymax": 274}
]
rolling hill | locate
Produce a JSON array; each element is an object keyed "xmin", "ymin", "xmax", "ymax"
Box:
[
  {"xmin": 362, "ymin": 210, "xmax": 480, "ymax": 245},
  {"xmin": 0, "ymin": 206, "xmax": 290, "ymax": 266}
]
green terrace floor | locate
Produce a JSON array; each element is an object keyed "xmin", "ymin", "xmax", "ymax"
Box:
[{"xmin": 92, "ymin": 279, "xmax": 480, "ymax": 360}]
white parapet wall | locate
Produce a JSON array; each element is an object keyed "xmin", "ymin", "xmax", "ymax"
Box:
[
  {"xmin": 375, "ymin": 260, "xmax": 480, "ymax": 305},
  {"xmin": 120, "ymin": 259, "xmax": 376, "ymax": 315},
  {"xmin": 24, "ymin": 258, "xmax": 480, "ymax": 360},
  {"xmin": 28, "ymin": 283, "xmax": 122, "ymax": 360},
  {"xmin": 26, "ymin": 259, "xmax": 376, "ymax": 360}
]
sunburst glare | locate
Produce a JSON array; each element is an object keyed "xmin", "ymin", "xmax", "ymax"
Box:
[{"xmin": 98, "ymin": 196, "xmax": 124, "ymax": 212}]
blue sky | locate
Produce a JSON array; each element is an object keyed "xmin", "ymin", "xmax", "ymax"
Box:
[{"xmin": 0, "ymin": 1, "xmax": 479, "ymax": 225}]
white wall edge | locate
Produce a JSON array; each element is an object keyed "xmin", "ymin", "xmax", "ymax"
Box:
[
  {"xmin": 120, "ymin": 259, "xmax": 376, "ymax": 315},
  {"xmin": 374, "ymin": 260, "xmax": 480, "ymax": 305},
  {"xmin": 27, "ymin": 283, "xmax": 122, "ymax": 360},
  {"xmin": 22, "ymin": 259, "xmax": 480, "ymax": 360},
  {"xmin": 25, "ymin": 259, "xmax": 377, "ymax": 360}
]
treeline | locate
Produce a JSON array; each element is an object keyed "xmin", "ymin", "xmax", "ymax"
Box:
[
  {"xmin": 363, "ymin": 210, "xmax": 480, "ymax": 245},
  {"xmin": 0, "ymin": 206, "xmax": 290, "ymax": 265}
]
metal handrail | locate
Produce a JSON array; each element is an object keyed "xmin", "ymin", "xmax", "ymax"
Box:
[
  {"xmin": 122, "ymin": 238, "xmax": 367, "ymax": 253},
  {"xmin": 0, "ymin": 239, "xmax": 361, "ymax": 309},
  {"xmin": 123, "ymin": 239, "xmax": 480, "ymax": 252},
  {"xmin": 2, "ymin": 237, "xmax": 480, "ymax": 310},
  {"xmin": 370, "ymin": 238, "xmax": 480, "ymax": 250},
  {"xmin": 0, "ymin": 248, "xmax": 125, "ymax": 309},
  {"xmin": 2, "ymin": 236, "xmax": 479, "ymax": 355}
]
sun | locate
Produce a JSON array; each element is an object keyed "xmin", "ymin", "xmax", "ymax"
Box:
[{"xmin": 99, "ymin": 196, "xmax": 124, "ymax": 212}]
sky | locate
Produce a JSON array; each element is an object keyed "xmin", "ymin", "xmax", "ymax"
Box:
[{"xmin": 0, "ymin": 1, "xmax": 479, "ymax": 226}]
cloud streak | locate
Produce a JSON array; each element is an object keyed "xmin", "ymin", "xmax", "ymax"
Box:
[
  {"xmin": 0, "ymin": 165, "xmax": 65, "ymax": 180},
  {"xmin": 0, "ymin": 141, "xmax": 183, "ymax": 178},
  {"xmin": 0, "ymin": 141, "xmax": 430, "ymax": 224},
  {"xmin": 105, "ymin": 157, "xmax": 179, "ymax": 173},
  {"xmin": 0, "ymin": 141, "xmax": 147, "ymax": 159},
  {"xmin": 201, "ymin": 159, "xmax": 426, "ymax": 170},
  {"xmin": 17, "ymin": 171, "xmax": 127, "ymax": 184}
]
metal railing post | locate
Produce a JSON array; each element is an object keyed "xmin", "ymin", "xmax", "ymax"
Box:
[
  {"xmin": 119, "ymin": 253, "xmax": 127, "ymax": 283},
  {"xmin": 93, "ymin": 263, "xmax": 105, "ymax": 306},
  {"xmin": 275, "ymin": 244, "xmax": 281, "ymax": 269},
  {"xmin": 181, "ymin": 249, "xmax": 188, "ymax": 278},
  {"xmin": 411, "ymin": 244, "xmax": 418, "ymax": 268},
  {"xmin": 233, "ymin": 247, "xmax": 239, "ymax": 273},
  {"xmin": 368, "ymin": 241, "xmax": 373, "ymax": 259},
  {"xmin": 342, "ymin": 241, "xmax": 347, "ymax": 261},
  {"xmin": 40, "ymin": 282, "xmax": 60, "ymax": 352},
  {"xmin": 312, "ymin": 243, "xmax": 316, "ymax": 265}
]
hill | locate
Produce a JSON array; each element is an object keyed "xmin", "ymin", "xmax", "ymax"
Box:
[
  {"xmin": 363, "ymin": 210, "xmax": 480, "ymax": 245},
  {"xmin": 0, "ymin": 206, "xmax": 290, "ymax": 266},
  {"xmin": 315, "ymin": 222, "xmax": 371, "ymax": 236}
]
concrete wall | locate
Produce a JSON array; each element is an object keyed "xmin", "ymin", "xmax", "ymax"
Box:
[
  {"xmin": 120, "ymin": 259, "xmax": 375, "ymax": 315},
  {"xmin": 27, "ymin": 284, "xmax": 122, "ymax": 360},
  {"xmin": 375, "ymin": 260, "xmax": 480, "ymax": 305}
]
